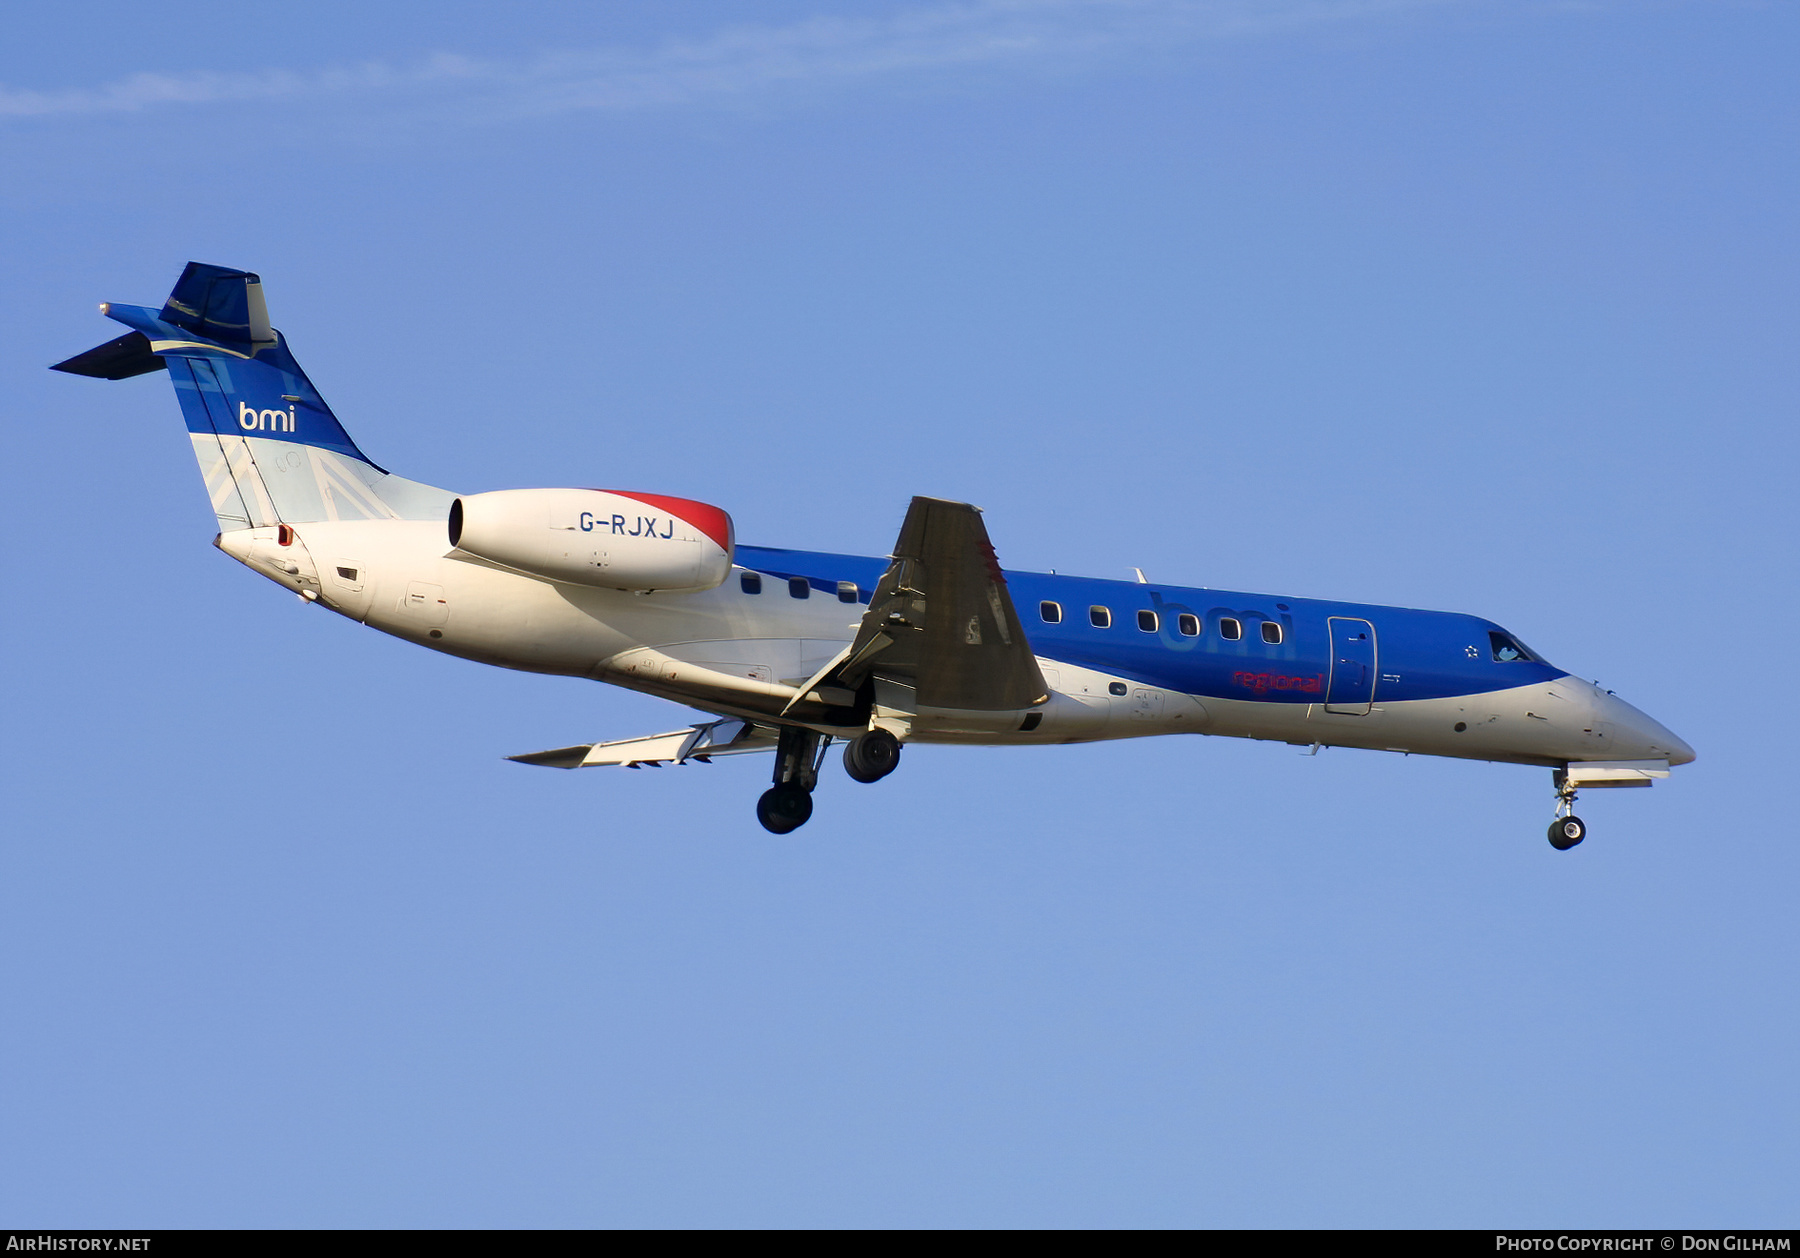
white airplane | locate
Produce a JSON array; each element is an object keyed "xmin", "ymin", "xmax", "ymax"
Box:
[{"xmin": 55, "ymin": 263, "xmax": 1694, "ymax": 846}]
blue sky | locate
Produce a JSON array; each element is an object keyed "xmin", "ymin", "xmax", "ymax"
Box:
[{"xmin": 2, "ymin": 0, "xmax": 1795, "ymax": 1227}]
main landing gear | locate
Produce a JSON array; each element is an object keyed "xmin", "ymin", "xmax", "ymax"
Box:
[
  {"xmin": 754, "ymin": 726, "xmax": 905, "ymax": 833},
  {"xmin": 756, "ymin": 785, "xmax": 813, "ymax": 834},
  {"xmin": 1548, "ymin": 770, "xmax": 1586, "ymax": 851},
  {"xmin": 757, "ymin": 725, "xmax": 827, "ymax": 834},
  {"xmin": 843, "ymin": 727, "xmax": 901, "ymax": 784}
]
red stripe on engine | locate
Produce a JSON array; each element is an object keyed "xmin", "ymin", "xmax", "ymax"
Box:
[{"xmin": 604, "ymin": 491, "xmax": 734, "ymax": 554}]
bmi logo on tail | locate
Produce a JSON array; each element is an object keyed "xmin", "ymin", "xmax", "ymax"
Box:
[{"xmin": 238, "ymin": 402, "xmax": 296, "ymax": 433}]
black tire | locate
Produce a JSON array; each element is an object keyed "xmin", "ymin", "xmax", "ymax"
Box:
[
  {"xmin": 1548, "ymin": 815, "xmax": 1586, "ymax": 850},
  {"xmin": 843, "ymin": 728, "xmax": 902, "ymax": 784},
  {"xmin": 757, "ymin": 786, "xmax": 813, "ymax": 834}
]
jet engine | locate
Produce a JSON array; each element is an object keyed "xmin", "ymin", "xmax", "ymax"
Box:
[{"xmin": 449, "ymin": 488, "xmax": 734, "ymax": 593}]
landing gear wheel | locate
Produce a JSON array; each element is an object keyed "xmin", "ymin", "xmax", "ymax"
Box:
[
  {"xmin": 757, "ymin": 785, "xmax": 814, "ymax": 834},
  {"xmin": 843, "ymin": 728, "xmax": 902, "ymax": 784},
  {"xmin": 1548, "ymin": 815, "xmax": 1586, "ymax": 850}
]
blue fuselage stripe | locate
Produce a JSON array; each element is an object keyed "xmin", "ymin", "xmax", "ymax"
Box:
[{"xmin": 732, "ymin": 544, "xmax": 1566, "ymax": 704}]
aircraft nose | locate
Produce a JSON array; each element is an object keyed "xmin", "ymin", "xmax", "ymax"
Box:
[
  {"xmin": 1595, "ymin": 687, "xmax": 1695, "ymax": 766},
  {"xmin": 1663, "ymin": 729, "xmax": 1697, "ymax": 766}
]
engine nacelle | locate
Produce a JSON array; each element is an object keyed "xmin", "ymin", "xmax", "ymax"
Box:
[{"xmin": 449, "ymin": 488, "xmax": 734, "ymax": 593}]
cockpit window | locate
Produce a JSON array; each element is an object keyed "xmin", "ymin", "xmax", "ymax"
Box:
[{"xmin": 1489, "ymin": 631, "xmax": 1535, "ymax": 662}]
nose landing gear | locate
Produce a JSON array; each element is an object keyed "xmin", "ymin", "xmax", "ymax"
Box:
[
  {"xmin": 1548, "ymin": 769, "xmax": 1585, "ymax": 850},
  {"xmin": 1548, "ymin": 815, "xmax": 1586, "ymax": 850}
]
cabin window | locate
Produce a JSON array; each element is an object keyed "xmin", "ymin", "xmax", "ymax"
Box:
[
  {"xmin": 788, "ymin": 577, "xmax": 810, "ymax": 599},
  {"xmin": 1137, "ymin": 610, "xmax": 1158, "ymax": 632},
  {"xmin": 1177, "ymin": 613, "xmax": 1200, "ymax": 637},
  {"xmin": 1108, "ymin": 682, "xmax": 1128, "ymax": 696},
  {"xmin": 1040, "ymin": 601, "xmax": 1062, "ymax": 624},
  {"xmin": 740, "ymin": 572, "xmax": 762, "ymax": 595},
  {"xmin": 1262, "ymin": 621, "xmax": 1283, "ymax": 645},
  {"xmin": 1489, "ymin": 631, "xmax": 1534, "ymax": 662},
  {"xmin": 837, "ymin": 581, "xmax": 859, "ymax": 604},
  {"xmin": 1089, "ymin": 606, "xmax": 1112, "ymax": 629},
  {"xmin": 1219, "ymin": 617, "xmax": 1242, "ymax": 641}
]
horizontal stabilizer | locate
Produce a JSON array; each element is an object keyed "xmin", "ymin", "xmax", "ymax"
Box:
[
  {"xmin": 508, "ymin": 719, "xmax": 776, "ymax": 770},
  {"xmin": 51, "ymin": 331, "xmax": 167, "ymax": 380}
]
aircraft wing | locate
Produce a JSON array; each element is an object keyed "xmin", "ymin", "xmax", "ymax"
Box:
[
  {"xmin": 836, "ymin": 496, "xmax": 1047, "ymax": 711},
  {"xmin": 508, "ymin": 718, "xmax": 776, "ymax": 769}
]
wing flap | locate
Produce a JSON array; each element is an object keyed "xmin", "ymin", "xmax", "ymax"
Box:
[{"xmin": 508, "ymin": 719, "xmax": 777, "ymax": 769}]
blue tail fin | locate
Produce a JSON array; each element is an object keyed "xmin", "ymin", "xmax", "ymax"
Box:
[{"xmin": 54, "ymin": 263, "xmax": 453, "ymax": 530}]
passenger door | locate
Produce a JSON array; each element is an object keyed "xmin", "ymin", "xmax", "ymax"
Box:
[{"xmin": 1325, "ymin": 617, "xmax": 1377, "ymax": 715}]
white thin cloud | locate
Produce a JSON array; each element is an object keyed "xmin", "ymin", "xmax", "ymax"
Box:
[{"xmin": 0, "ymin": 0, "xmax": 1468, "ymax": 122}]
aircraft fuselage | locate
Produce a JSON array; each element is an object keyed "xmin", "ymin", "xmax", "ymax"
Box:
[{"xmin": 217, "ymin": 519, "xmax": 1694, "ymax": 773}]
